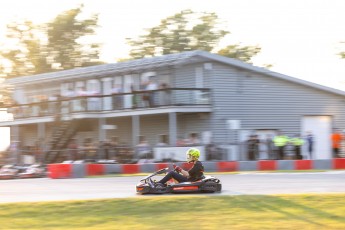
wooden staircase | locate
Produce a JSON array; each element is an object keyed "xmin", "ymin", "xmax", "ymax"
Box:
[{"xmin": 44, "ymin": 119, "xmax": 81, "ymax": 164}]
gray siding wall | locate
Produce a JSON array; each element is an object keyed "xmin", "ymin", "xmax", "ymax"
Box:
[
  {"xmin": 106, "ymin": 117, "xmax": 132, "ymax": 144},
  {"xmin": 140, "ymin": 114, "xmax": 169, "ymax": 146},
  {"xmin": 209, "ymin": 62, "xmax": 345, "ymax": 144},
  {"xmin": 177, "ymin": 113, "xmax": 211, "ymax": 140}
]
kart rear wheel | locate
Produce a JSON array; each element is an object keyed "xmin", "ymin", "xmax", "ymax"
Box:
[{"xmin": 201, "ymin": 181, "xmax": 218, "ymax": 193}]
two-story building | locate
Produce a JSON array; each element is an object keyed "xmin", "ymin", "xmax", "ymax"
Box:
[{"xmin": 1, "ymin": 50, "xmax": 345, "ymax": 163}]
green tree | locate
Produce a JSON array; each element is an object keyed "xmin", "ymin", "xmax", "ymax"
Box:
[
  {"xmin": 0, "ymin": 20, "xmax": 49, "ymax": 77},
  {"xmin": 338, "ymin": 42, "xmax": 345, "ymax": 59},
  {"xmin": 47, "ymin": 5, "xmax": 103, "ymax": 70},
  {"xmin": 0, "ymin": 5, "xmax": 103, "ymax": 78},
  {"xmin": 126, "ymin": 9, "xmax": 260, "ymax": 62},
  {"xmin": 0, "ymin": 78, "xmax": 13, "ymax": 106},
  {"xmin": 217, "ymin": 44, "xmax": 261, "ymax": 63}
]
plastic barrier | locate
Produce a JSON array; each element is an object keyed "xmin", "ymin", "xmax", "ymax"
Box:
[
  {"xmin": 258, "ymin": 160, "xmax": 277, "ymax": 171},
  {"xmin": 295, "ymin": 160, "xmax": 313, "ymax": 170},
  {"xmin": 48, "ymin": 164, "xmax": 72, "ymax": 179},
  {"xmin": 217, "ymin": 161, "xmax": 238, "ymax": 172},
  {"xmin": 122, "ymin": 164, "xmax": 140, "ymax": 174},
  {"xmin": 86, "ymin": 164, "xmax": 105, "ymax": 176},
  {"xmin": 47, "ymin": 159, "xmax": 345, "ymax": 179},
  {"xmin": 333, "ymin": 158, "xmax": 345, "ymax": 169}
]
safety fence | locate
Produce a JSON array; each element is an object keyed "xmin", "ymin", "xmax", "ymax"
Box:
[{"xmin": 48, "ymin": 158, "xmax": 345, "ymax": 179}]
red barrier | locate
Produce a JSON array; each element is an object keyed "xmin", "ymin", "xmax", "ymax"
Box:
[
  {"xmin": 217, "ymin": 161, "xmax": 238, "ymax": 172},
  {"xmin": 155, "ymin": 163, "xmax": 169, "ymax": 171},
  {"xmin": 259, "ymin": 160, "xmax": 277, "ymax": 171},
  {"xmin": 295, "ymin": 160, "xmax": 312, "ymax": 170},
  {"xmin": 333, "ymin": 158, "xmax": 345, "ymax": 169},
  {"xmin": 48, "ymin": 164, "xmax": 72, "ymax": 179},
  {"xmin": 86, "ymin": 164, "xmax": 105, "ymax": 176},
  {"xmin": 122, "ymin": 164, "xmax": 140, "ymax": 174}
]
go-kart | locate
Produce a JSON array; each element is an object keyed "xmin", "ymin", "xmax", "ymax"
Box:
[
  {"xmin": 0, "ymin": 164, "xmax": 19, "ymax": 179},
  {"xmin": 136, "ymin": 167, "xmax": 222, "ymax": 194},
  {"xmin": 18, "ymin": 164, "xmax": 47, "ymax": 179}
]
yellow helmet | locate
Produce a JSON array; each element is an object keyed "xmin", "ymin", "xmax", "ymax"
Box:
[{"xmin": 186, "ymin": 148, "xmax": 200, "ymax": 162}]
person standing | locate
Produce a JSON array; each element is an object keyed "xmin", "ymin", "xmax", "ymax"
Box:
[
  {"xmin": 305, "ymin": 131, "xmax": 314, "ymax": 159},
  {"xmin": 273, "ymin": 132, "xmax": 289, "ymax": 160},
  {"xmin": 331, "ymin": 129, "xmax": 343, "ymax": 158},
  {"xmin": 265, "ymin": 134, "xmax": 275, "ymax": 160},
  {"xmin": 145, "ymin": 76, "xmax": 158, "ymax": 107},
  {"xmin": 247, "ymin": 135, "xmax": 260, "ymax": 160},
  {"xmin": 290, "ymin": 134, "xmax": 305, "ymax": 159}
]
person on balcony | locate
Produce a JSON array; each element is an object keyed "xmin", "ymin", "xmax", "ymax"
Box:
[
  {"xmin": 145, "ymin": 76, "xmax": 158, "ymax": 107},
  {"xmin": 111, "ymin": 84, "xmax": 123, "ymax": 109},
  {"xmin": 158, "ymin": 82, "xmax": 171, "ymax": 106}
]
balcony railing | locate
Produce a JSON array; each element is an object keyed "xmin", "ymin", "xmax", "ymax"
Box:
[{"xmin": 6, "ymin": 88, "xmax": 211, "ymax": 119}]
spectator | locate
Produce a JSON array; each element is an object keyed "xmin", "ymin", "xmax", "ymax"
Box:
[
  {"xmin": 265, "ymin": 134, "xmax": 275, "ymax": 159},
  {"xmin": 305, "ymin": 131, "xmax": 314, "ymax": 159},
  {"xmin": 273, "ymin": 131, "xmax": 289, "ymax": 160},
  {"xmin": 82, "ymin": 138, "xmax": 97, "ymax": 161},
  {"xmin": 67, "ymin": 138, "xmax": 79, "ymax": 161},
  {"xmin": 33, "ymin": 139, "xmax": 44, "ymax": 164},
  {"xmin": 247, "ymin": 135, "xmax": 260, "ymax": 160},
  {"xmin": 185, "ymin": 133, "xmax": 201, "ymax": 146},
  {"xmin": 48, "ymin": 94, "xmax": 61, "ymax": 114},
  {"xmin": 176, "ymin": 136, "xmax": 186, "ymax": 146},
  {"xmin": 61, "ymin": 86, "xmax": 75, "ymax": 114},
  {"xmin": 145, "ymin": 76, "xmax": 158, "ymax": 107},
  {"xmin": 156, "ymin": 134, "xmax": 169, "ymax": 147},
  {"xmin": 86, "ymin": 88, "xmax": 100, "ymax": 111},
  {"xmin": 118, "ymin": 142, "xmax": 133, "ymax": 163},
  {"xmin": 135, "ymin": 136, "xmax": 152, "ymax": 160},
  {"xmin": 290, "ymin": 134, "xmax": 305, "ymax": 159},
  {"xmin": 331, "ymin": 129, "xmax": 343, "ymax": 158},
  {"xmin": 206, "ymin": 142, "xmax": 220, "ymax": 161},
  {"xmin": 130, "ymin": 84, "xmax": 139, "ymax": 109},
  {"xmin": 158, "ymin": 83, "xmax": 171, "ymax": 106},
  {"xmin": 76, "ymin": 86, "xmax": 88, "ymax": 111},
  {"xmin": 109, "ymin": 136, "xmax": 119, "ymax": 160},
  {"xmin": 111, "ymin": 84, "xmax": 123, "ymax": 109},
  {"xmin": 102, "ymin": 139, "xmax": 112, "ymax": 159}
]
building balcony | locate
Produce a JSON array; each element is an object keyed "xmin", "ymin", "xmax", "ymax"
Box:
[{"xmin": 1, "ymin": 88, "xmax": 212, "ymax": 125}]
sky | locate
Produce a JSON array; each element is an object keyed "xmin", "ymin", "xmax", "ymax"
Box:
[{"xmin": 0, "ymin": 0, "xmax": 345, "ymax": 91}]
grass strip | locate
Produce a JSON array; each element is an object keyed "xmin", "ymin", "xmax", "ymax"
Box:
[{"xmin": 0, "ymin": 194, "xmax": 344, "ymax": 229}]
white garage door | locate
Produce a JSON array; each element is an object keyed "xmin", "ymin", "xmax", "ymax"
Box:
[{"xmin": 301, "ymin": 116, "xmax": 332, "ymax": 159}]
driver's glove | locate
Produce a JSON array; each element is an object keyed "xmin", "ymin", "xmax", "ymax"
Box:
[{"xmin": 173, "ymin": 164, "xmax": 182, "ymax": 173}]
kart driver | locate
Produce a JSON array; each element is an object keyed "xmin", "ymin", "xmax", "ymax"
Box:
[{"xmin": 157, "ymin": 148, "xmax": 204, "ymax": 185}]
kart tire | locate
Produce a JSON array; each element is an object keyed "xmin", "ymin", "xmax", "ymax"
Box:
[
  {"xmin": 201, "ymin": 181, "xmax": 218, "ymax": 193},
  {"xmin": 216, "ymin": 183, "xmax": 222, "ymax": 192}
]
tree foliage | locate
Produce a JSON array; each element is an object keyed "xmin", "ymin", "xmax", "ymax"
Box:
[
  {"xmin": 0, "ymin": 20, "xmax": 48, "ymax": 77},
  {"xmin": 46, "ymin": 5, "xmax": 103, "ymax": 70},
  {"xmin": 217, "ymin": 44, "xmax": 261, "ymax": 63},
  {"xmin": 126, "ymin": 9, "xmax": 260, "ymax": 63},
  {"xmin": 339, "ymin": 51, "xmax": 345, "ymax": 59},
  {"xmin": 0, "ymin": 5, "xmax": 103, "ymax": 78}
]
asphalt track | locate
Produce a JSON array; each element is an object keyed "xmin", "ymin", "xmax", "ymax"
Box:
[{"xmin": 1, "ymin": 171, "xmax": 345, "ymax": 203}]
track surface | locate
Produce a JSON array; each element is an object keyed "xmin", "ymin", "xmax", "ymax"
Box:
[{"xmin": 1, "ymin": 171, "xmax": 345, "ymax": 203}]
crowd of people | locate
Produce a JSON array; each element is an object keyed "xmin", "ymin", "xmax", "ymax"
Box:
[
  {"xmin": 8, "ymin": 76, "xmax": 172, "ymax": 119},
  {"xmin": 3, "ymin": 128, "xmax": 345, "ymax": 165},
  {"xmin": 244, "ymin": 129, "xmax": 345, "ymax": 160}
]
